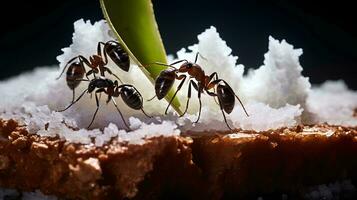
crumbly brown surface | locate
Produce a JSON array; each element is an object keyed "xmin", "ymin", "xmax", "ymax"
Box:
[{"xmin": 1, "ymin": 119, "xmax": 357, "ymax": 199}]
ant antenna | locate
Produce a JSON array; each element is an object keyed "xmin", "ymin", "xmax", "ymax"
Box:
[
  {"xmin": 75, "ymin": 79, "xmax": 90, "ymax": 82},
  {"xmin": 111, "ymin": 73, "xmax": 124, "ymax": 84},
  {"xmin": 141, "ymin": 108, "xmax": 153, "ymax": 118},
  {"xmin": 143, "ymin": 62, "xmax": 175, "ymax": 68},
  {"xmin": 56, "ymin": 57, "xmax": 79, "ymax": 80},
  {"xmin": 111, "ymin": 97, "xmax": 131, "ymax": 131},
  {"xmin": 144, "ymin": 60, "xmax": 189, "ymax": 68},
  {"xmin": 234, "ymin": 93, "xmax": 249, "ymax": 117},
  {"xmin": 57, "ymin": 89, "xmax": 88, "ymax": 112},
  {"xmin": 194, "ymin": 52, "xmax": 207, "ymax": 63},
  {"xmin": 147, "ymin": 95, "xmax": 157, "ymax": 102}
]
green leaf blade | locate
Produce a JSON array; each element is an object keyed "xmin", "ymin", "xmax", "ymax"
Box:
[{"xmin": 100, "ymin": 0, "xmax": 183, "ymax": 115}]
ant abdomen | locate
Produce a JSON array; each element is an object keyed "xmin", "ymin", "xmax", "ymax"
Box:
[
  {"xmin": 66, "ymin": 61, "xmax": 85, "ymax": 90},
  {"xmin": 121, "ymin": 86, "xmax": 143, "ymax": 110},
  {"xmin": 216, "ymin": 84, "xmax": 235, "ymax": 114},
  {"xmin": 105, "ymin": 41, "xmax": 130, "ymax": 72},
  {"xmin": 155, "ymin": 69, "xmax": 176, "ymax": 100}
]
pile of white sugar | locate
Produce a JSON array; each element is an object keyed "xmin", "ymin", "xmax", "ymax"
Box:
[{"xmin": 0, "ymin": 19, "xmax": 356, "ymax": 146}]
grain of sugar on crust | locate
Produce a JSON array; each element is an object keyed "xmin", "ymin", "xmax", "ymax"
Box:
[{"xmin": 0, "ymin": 19, "xmax": 356, "ymax": 148}]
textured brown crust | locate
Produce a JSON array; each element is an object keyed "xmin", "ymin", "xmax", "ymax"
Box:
[
  {"xmin": 192, "ymin": 126, "xmax": 357, "ymax": 199},
  {"xmin": 1, "ymin": 119, "xmax": 357, "ymax": 199},
  {"xmin": 0, "ymin": 119, "xmax": 198, "ymax": 199}
]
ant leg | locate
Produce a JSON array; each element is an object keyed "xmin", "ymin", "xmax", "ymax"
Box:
[
  {"xmin": 97, "ymin": 42, "xmax": 103, "ymax": 56},
  {"xmin": 97, "ymin": 42, "xmax": 105, "ymax": 60},
  {"xmin": 209, "ymin": 72, "xmax": 219, "ymax": 81},
  {"xmin": 104, "ymin": 67, "xmax": 124, "ymax": 84},
  {"xmin": 71, "ymin": 89, "xmax": 75, "ymax": 103},
  {"xmin": 206, "ymin": 90, "xmax": 220, "ymax": 106},
  {"xmin": 101, "ymin": 42, "xmax": 110, "ymax": 65},
  {"xmin": 205, "ymin": 73, "xmax": 220, "ymax": 106},
  {"xmin": 97, "ymin": 41, "xmax": 110, "ymax": 65},
  {"xmin": 87, "ymin": 91, "xmax": 102, "ymax": 128},
  {"xmin": 147, "ymin": 95, "xmax": 157, "ymax": 102},
  {"xmin": 98, "ymin": 92, "xmax": 102, "ymax": 103},
  {"xmin": 206, "ymin": 73, "xmax": 220, "ymax": 103},
  {"xmin": 117, "ymin": 84, "xmax": 152, "ymax": 118},
  {"xmin": 78, "ymin": 55, "xmax": 92, "ymax": 67},
  {"xmin": 222, "ymin": 80, "xmax": 249, "ymax": 117},
  {"xmin": 195, "ymin": 85, "xmax": 203, "ymax": 123},
  {"xmin": 56, "ymin": 56, "xmax": 80, "ymax": 80},
  {"xmin": 206, "ymin": 72, "xmax": 219, "ymax": 88},
  {"xmin": 78, "ymin": 56, "xmax": 97, "ymax": 78},
  {"xmin": 69, "ymin": 79, "xmax": 90, "ymax": 103},
  {"xmin": 57, "ymin": 89, "xmax": 88, "ymax": 112},
  {"xmin": 86, "ymin": 70, "xmax": 94, "ymax": 79},
  {"xmin": 217, "ymin": 98, "xmax": 234, "ymax": 131},
  {"xmin": 208, "ymin": 78, "xmax": 249, "ymax": 117},
  {"xmin": 206, "ymin": 90, "xmax": 217, "ymax": 97},
  {"xmin": 165, "ymin": 75, "xmax": 187, "ymax": 114},
  {"xmin": 179, "ymin": 80, "xmax": 194, "ymax": 117},
  {"xmin": 111, "ymin": 97, "xmax": 131, "ymax": 131}
]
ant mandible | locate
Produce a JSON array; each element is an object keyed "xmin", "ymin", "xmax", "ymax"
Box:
[
  {"xmin": 150, "ymin": 53, "xmax": 249, "ymax": 130},
  {"xmin": 56, "ymin": 40, "xmax": 130, "ymax": 102},
  {"xmin": 57, "ymin": 76, "xmax": 151, "ymax": 130}
]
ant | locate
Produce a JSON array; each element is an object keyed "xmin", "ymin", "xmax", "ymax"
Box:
[
  {"xmin": 149, "ymin": 53, "xmax": 249, "ymax": 130},
  {"xmin": 57, "ymin": 76, "xmax": 151, "ymax": 130},
  {"xmin": 56, "ymin": 40, "xmax": 130, "ymax": 102}
]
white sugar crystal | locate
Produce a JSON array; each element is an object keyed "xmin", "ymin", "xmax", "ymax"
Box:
[
  {"xmin": 241, "ymin": 36, "xmax": 310, "ymax": 109},
  {"xmin": 117, "ymin": 119, "xmax": 180, "ymax": 145},
  {"xmin": 0, "ymin": 19, "xmax": 356, "ymax": 146},
  {"xmin": 306, "ymin": 80, "xmax": 357, "ymax": 126},
  {"xmin": 95, "ymin": 123, "xmax": 119, "ymax": 146},
  {"xmin": 178, "ymin": 102, "xmax": 302, "ymax": 132},
  {"xmin": 231, "ymin": 103, "xmax": 302, "ymax": 131},
  {"xmin": 129, "ymin": 117, "xmax": 142, "ymax": 130}
]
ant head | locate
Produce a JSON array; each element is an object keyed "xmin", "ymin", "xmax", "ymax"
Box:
[
  {"xmin": 114, "ymin": 80, "xmax": 119, "ymax": 86},
  {"xmin": 178, "ymin": 62, "xmax": 195, "ymax": 73},
  {"xmin": 88, "ymin": 81, "xmax": 96, "ymax": 93}
]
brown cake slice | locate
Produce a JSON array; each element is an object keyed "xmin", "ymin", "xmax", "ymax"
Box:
[{"xmin": 1, "ymin": 118, "xmax": 357, "ymax": 199}]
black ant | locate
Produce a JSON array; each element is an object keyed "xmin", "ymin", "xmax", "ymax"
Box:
[
  {"xmin": 149, "ymin": 53, "xmax": 249, "ymax": 130},
  {"xmin": 57, "ymin": 40, "xmax": 130, "ymax": 102},
  {"xmin": 57, "ymin": 76, "xmax": 151, "ymax": 130}
]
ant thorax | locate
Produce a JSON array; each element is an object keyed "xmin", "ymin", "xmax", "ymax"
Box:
[
  {"xmin": 90, "ymin": 55, "xmax": 105, "ymax": 67},
  {"xmin": 88, "ymin": 76, "xmax": 114, "ymax": 92}
]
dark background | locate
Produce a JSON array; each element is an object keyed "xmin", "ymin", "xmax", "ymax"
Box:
[{"xmin": 0, "ymin": 0, "xmax": 356, "ymax": 89}]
